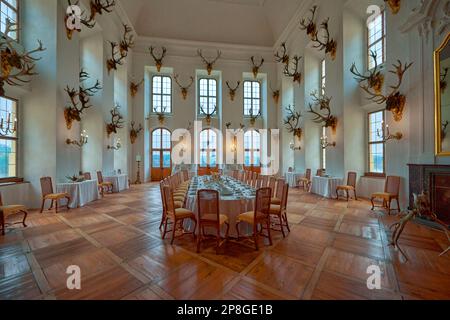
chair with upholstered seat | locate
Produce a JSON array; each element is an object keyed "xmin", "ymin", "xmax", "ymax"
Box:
[
  {"xmin": 269, "ymin": 183, "xmax": 290, "ymax": 237},
  {"xmin": 271, "ymin": 178, "xmax": 285, "ymax": 205},
  {"xmin": 40, "ymin": 177, "xmax": 71, "ymax": 213},
  {"xmin": 0, "ymin": 193, "xmax": 28, "ymax": 235},
  {"xmin": 196, "ymin": 189, "xmax": 229, "ymax": 254},
  {"xmin": 316, "ymin": 169, "xmax": 324, "ymax": 177},
  {"xmin": 83, "ymin": 172, "xmax": 92, "ymax": 180},
  {"xmin": 162, "ymin": 186, "xmax": 197, "ymax": 244},
  {"xmin": 298, "ymin": 169, "xmax": 312, "ymax": 191},
  {"xmin": 97, "ymin": 171, "xmax": 113, "ymax": 197},
  {"xmin": 370, "ymin": 176, "xmax": 401, "ymax": 215},
  {"xmin": 236, "ymin": 187, "xmax": 272, "ymax": 251},
  {"xmin": 268, "ymin": 177, "xmax": 276, "ymax": 198},
  {"xmin": 336, "ymin": 171, "xmax": 358, "ymax": 201}
]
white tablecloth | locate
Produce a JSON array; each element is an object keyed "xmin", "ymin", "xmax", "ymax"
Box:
[
  {"xmin": 56, "ymin": 180, "xmax": 100, "ymax": 209},
  {"xmin": 104, "ymin": 174, "xmax": 129, "ymax": 193},
  {"xmin": 310, "ymin": 176, "xmax": 343, "ymax": 199},
  {"xmin": 285, "ymin": 172, "xmax": 304, "ymax": 187}
]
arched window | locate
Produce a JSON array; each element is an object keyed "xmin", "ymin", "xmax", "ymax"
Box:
[
  {"xmin": 152, "ymin": 75, "xmax": 172, "ymax": 113},
  {"xmin": 199, "ymin": 78, "xmax": 217, "ymax": 115},
  {"xmin": 243, "ymin": 81, "xmax": 261, "ymax": 116},
  {"xmin": 199, "ymin": 129, "xmax": 217, "ymax": 167},
  {"xmin": 151, "ymin": 128, "xmax": 172, "ymax": 181},
  {"xmin": 244, "ymin": 130, "xmax": 260, "ymax": 168}
]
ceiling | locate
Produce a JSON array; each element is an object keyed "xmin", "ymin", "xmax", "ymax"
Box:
[{"xmin": 118, "ymin": 0, "xmax": 303, "ymax": 47}]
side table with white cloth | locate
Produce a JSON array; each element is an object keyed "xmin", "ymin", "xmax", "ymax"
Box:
[
  {"xmin": 285, "ymin": 172, "xmax": 304, "ymax": 188},
  {"xmin": 104, "ymin": 174, "xmax": 130, "ymax": 193},
  {"xmin": 310, "ymin": 176, "xmax": 343, "ymax": 199},
  {"xmin": 56, "ymin": 180, "xmax": 100, "ymax": 209}
]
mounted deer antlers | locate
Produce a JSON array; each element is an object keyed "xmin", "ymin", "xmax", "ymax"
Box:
[
  {"xmin": 311, "ymin": 19, "xmax": 337, "ymax": 61},
  {"xmin": 275, "ymin": 42, "xmax": 289, "ymax": 65},
  {"xmin": 284, "ymin": 105, "xmax": 302, "ymax": 139},
  {"xmin": 441, "ymin": 67, "xmax": 449, "ymax": 92},
  {"xmin": 0, "ymin": 19, "xmax": 46, "ymax": 96},
  {"xmin": 358, "ymin": 60, "xmax": 413, "ymax": 122},
  {"xmin": 197, "ymin": 50, "xmax": 221, "ymax": 75},
  {"xmin": 64, "ymin": 69, "xmax": 102, "ymax": 129},
  {"xmin": 299, "ymin": 5, "xmax": 318, "ymax": 40},
  {"xmin": 129, "ymin": 121, "xmax": 143, "ymax": 144},
  {"xmin": 106, "ymin": 105, "xmax": 125, "ymax": 137},
  {"xmin": 249, "ymin": 110, "xmax": 261, "ymax": 127},
  {"xmin": 308, "ymin": 91, "xmax": 338, "ymax": 132},
  {"xmin": 119, "ymin": 24, "xmax": 134, "ymax": 56},
  {"xmin": 106, "ymin": 24, "xmax": 133, "ymax": 74},
  {"xmin": 200, "ymin": 104, "xmax": 217, "ymax": 126},
  {"xmin": 130, "ymin": 79, "xmax": 144, "ymax": 98},
  {"xmin": 284, "ymin": 56, "xmax": 302, "ymax": 85},
  {"xmin": 251, "ymin": 56, "xmax": 264, "ymax": 78},
  {"xmin": 385, "ymin": 0, "xmax": 401, "ymax": 15},
  {"xmin": 149, "ymin": 46, "xmax": 167, "ymax": 72},
  {"xmin": 350, "ymin": 51, "xmax": 385, "ymax": 94},
  {"xmin": 270, "ymin": 84, "xmax": 280, "ymax": 105},
  {"xmin": 226, "ymin": 81, "xmax": 241, "ymax": 101},
  {"xmin": 174, "ymin": 74, "xmax": 194, "ymax": 100}
]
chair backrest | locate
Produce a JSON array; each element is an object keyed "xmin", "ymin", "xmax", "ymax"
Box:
[
  {"xmin": 305, "ymin": 169, "xmax": 311, "ymax": 181},
  {"xmin": 182, "ymin": 170, "xmax": 189, "ymax": 182},
  {"xmin": 256, "ymin": 175, "xmax": 264, "ymax": 189},
  {"xmin": 245, "ymin": 171, "xmax": 252, "ymax": 185},
  {"xmin": 347, "ymin": 171, "xmax": 357, "ymax": 188},
  {"xmin": 84, "ymin": 172, "xmax": 92, "ymax": 180},
  {"xmin": 261, "ymin": 175, "xmax": 269, "ymax": 187},
  {"xmin": 162, "ymin": 186, "xmax": 176, "ymax": 217},
  {"xmin": 281, "ymin": 183, "xmax": 290, "ymax": 211},
  {"xmin": 159, "ymin": 181, "xmax": 166, "ymax": 215},
  {"xmin": 288, "ymin": 167, "xmax": 293, "ymax": 173},
  {"xmin": 316, "ymin": 169, "xmax": 323, "ymax": 177},
  {"xmin": 96, "ymin": 171, "xmax": 104, "ymax": 184},
  {"xmin": 254, "ymin": 187, "xmax": 272, "ymax": 224},
  {"xmin": 275, "ymin": 178, "xmax": 286, "ymax": 200},
  {"xmin": 251, "ymin": 172, "xmax": 258, "ymax": 187},
  {"xmin": 40, "ymin": 177, "xmax": 54, "ymax": 197},
  {"xmin": 268, "ymin": 177, "xmax": 276, "ymax": 197},
  {"xmin": 385, "ymin": 176, "xmax": 401, "ymax": 195},
  {"xmin": 197, "ymin": 189, "xmax": 220, "ymax": 224}
]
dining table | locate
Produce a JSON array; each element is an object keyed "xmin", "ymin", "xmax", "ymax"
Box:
[
  {"xmin": 310, "ymin": 176, "xmax": 344, "ymax": 199},
  {"xmin": 184, "ymin": 175, "xmax": 255, "ymax": 237},
  {"xmin": 56, "ymin": 179, "xmax": 100, "ymax": 209},
  {"xmin": 285, "ymin": 172, "xmax": 304, "ymax": 188},
  {"xmin": 104, "ymin": 174, "xmax": 130, "ymax": 193}
]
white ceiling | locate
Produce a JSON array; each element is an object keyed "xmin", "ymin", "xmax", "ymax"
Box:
[{"xmin": 118, "ymin": 0, "xmax": 303, "ymax": 47}]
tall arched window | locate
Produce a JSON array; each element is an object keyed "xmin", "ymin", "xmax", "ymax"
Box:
[
  {"xmin": 199, "ymin": 129, "xmax": 217, "ymax": 167},
  {"xmin": 244, "ymin": 130, "xmax": 261, "ymax": 170},
  {"xmin": 151, "ymin": 128, "xmax": 172, "ymax": 181}
]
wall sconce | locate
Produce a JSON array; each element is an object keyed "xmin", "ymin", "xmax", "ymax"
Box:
[
  {"xmin": 66, "ymin": 130, "xmax": 88, "ymax": 147},
  {"xmin": 289, "ymin": 140, "xmax": 301, "ymax": 151},
  {"xmin": 0, "ymin": 113, "xmax": 17, "ymax": 136},
  {"xmin": 377, "ymin": 122, "xmax": 403, "ymax": 142},
  {"xmin": 231, "ymin": 136, "xmax": 237, "ymax": 153},
  {"xmin": 107, "ymin": 138, "xmax": 122, "ymax": 150},
  {"xmin": 321, "ymin": 135, "xmax": 336, "ymax": 149}
]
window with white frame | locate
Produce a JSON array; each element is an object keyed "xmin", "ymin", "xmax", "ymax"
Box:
[
  {"xmin": 199, "ymin": 129, "xmax": 217, "ymax": 167},
  {"xmin": 0, "ymin": 0, "xmax": 19, "ymax": 40},
  {"xmin": 152, "ymin": 75, "xmax": 172, "ymax": 113},
  {"xmin": 367, "ymin": 10, "xmax": 386, "ymax": 69},
  {"xmin": 243, "ymin": 80, "xmax": 261, "ymax": 116},
  {"xmin": 321, "ymin": 59, "xmax": 326, "ymax": 95},
  {"xmin": 368, "ymin": 110, "xmax": 385, "ymax": 175},
  {"xmin": 199, "ymin": 78, "xmax": 217, "ymax": 115},
  {"xmin": 0, "ymin": 96, "xmax": 18, "ymax": 178},
  {"xmin": 244, "ymin": 130, "xmax": 261, "ymax": 167}
]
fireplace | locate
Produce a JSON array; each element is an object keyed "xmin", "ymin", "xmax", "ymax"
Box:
[{"xmin": 408, "ymin": 164, "xmax": 450, "ymax": 225}]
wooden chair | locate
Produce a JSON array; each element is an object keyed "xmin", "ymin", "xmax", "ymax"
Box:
[
  {"xmin": 261, "ymin": 175, "xmax": 269, "ymax": 187},
  {"xmin": 83, "ymin": 172, "xmax": 92, "ymax": 180},
  {"xmin": 298, "ymin": 169, "xmax": 312, "ymax": 191},
  {"xmin": 0, "ymin": 193, "xmax": 28, "ymax": 236},
  {"xmin": 97, "ymin": 171, "xmax": 113, "ymax": 197},
  {"xmin": 268, "ymin": 177, "xmax": 276, "ymax": 198},
  {"xmin": 40, "ymin": 177, "xmax": 71, "ymax": 213},
  {"xmin": 162, "ymin": 186, "xmax": 197, "ymax": 245},
  {"xmin": 196, "ymin": 190, "xmax": 229, "ymax": 254},
  {"xmin": 269, "ymin": 183, "xmax": 290, "ymax": 237},
  {"xmin": 271, "ymin": 178, "xmax": 285, "ymax": 205},
  {"xmin": 251, "ymin": 172, "xmax": 258, "ymax": 188},
  {"xmin": 236, "ymin": 187, "xmax": 272, "ymax": 251},
  {"xmin": 336, "ymin": 171, "xmax": 358, "ymax": 201},
  {"xmin": 256, "ymin": 175, "xmax": 264, "ymax": 189},
  {"xmin": 371, "ymin": 176, "xmax": 401, "ymax": 215},
  {"xmin": 316, "ymin": 169, "xmax": 324, "ymax": 177}
]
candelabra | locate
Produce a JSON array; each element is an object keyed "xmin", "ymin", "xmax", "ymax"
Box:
[
  {"xmin": 377, "ymin": 123, "xmax": 403, "ymax": 142},
  {"xmin": 66, "ymin": 130, "xmax": 89, "ymax": 147},
  {"xmin": 107, "ymin": 138, "xmax": 122, "ymax": 150},
  {"xmin": 320, "ymin": 135, "xmax": 336, "ymax": 149},
  {"xmin": 0, "ymin": 113, "xmax": 17, "ymax": 136},
  {"xmin": 135, "ymin": 155, "xmax": 142, "ymax": 184},
  {"xmin": 289, "ymin": 140, "xmax": 301, "ymax": 151}
]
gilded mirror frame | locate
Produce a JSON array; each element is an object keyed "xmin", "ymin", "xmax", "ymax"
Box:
[{"xmin": 435, "ymin": 32, "xmax": 450, "ymax": 156}]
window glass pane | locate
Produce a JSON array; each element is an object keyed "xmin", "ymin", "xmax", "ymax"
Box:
[
  {"xmin": 368, "ymin": 12, "xmax": 385, "ymax": 69},
  {"xmin": 199, "ymin": 79, "xmax": 217, "ymax": 115},
  {"xmin": 152, "ymin": 151, "xmax": 160, "ymax": 168},
  {"xmin": 0, "ymin": 139, "xmax": 16, "ymax": 178},
  {"xmin": 152, "ymin": 76, "xmax": 171, "ymax": 113},
  {"xmin": 152, "ymin": 129, "xmax": 161, "ymax": 149},
  {"xmin": 162, "ymin": 151, "xmax": 171, "ymax": 168},
  {"xmin": 161, "ymin": 129, "xmax": 171, "ymax": 149},
  {"xmin": 243, "ymin": 81, "xmax": 261, "ymax": 116},
  {"xmin": 0, "ymin": 0, "xmax": 18, "ymax": 40},
  {"xmin": 244, "ymin": 151, "xmax": 251, "ymax": 166}
]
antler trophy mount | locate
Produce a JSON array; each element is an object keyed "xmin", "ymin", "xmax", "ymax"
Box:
[
  {"xmin": 284, "ymin": 56, "xmax": 303, "ymax": 85},
  {"xmin": 249, "ymin": 111, "xmax": 261, "ymax": 126},
  {"xmin": 385, "ymin": 0, "xmax": 401, "ymax": 15},
  {"xmin": 106, "ymin": 24, "xmax": 134, "ymax": 74},
  {"xmin": 441, "ymin": 67, "xmax": 448, "ymax": 93},
  {"xmin": 226, "ymin": 81, "xmax": 241, "ymax": 101},
  {"xmin": 174, "ymin": 74, "xmax": 194, "ymax": 100},
  {"xmin": 350, "ymin": 51, "xmax": 385, "ymax": 94},
  {"xmin": 106, "ymin": 105, "xmax": 125, "ymax": 137},
  {"xmin": 130, "ymin": 121, "xmax": 143, "ymax": 144},
  {"xmin": 200, "ymin": 105, "xmax": 217, "ymax": 126},
  {"xmin": 64, "ymin": 69, "xmax": 102, "ymax": 129},
  {"xmin": 270, "ymin": 84, "xmax": 280, "ymax": 105},
  {"xmin": 284, "ymin": 105, "xmax": 303, "ymax": 140},
  {"xmin": 299, "ymin": 6, "xmax": 318, "ymax": 40},
  {"xmin": 130, "ymin": 79, "xmax": 144, "ymax": 98},
  {"xmin": 149, "ymin": 46, "xmax": 167, "ymax": 72},
  {"xmin": 251, "ymin": 56, "xmax": 264, "ymax": 78},
  {"xmin": 198, "ymin": 50, "xmax": 221, "ymax": 75},
  {"xmin": 308, "ymin": 91, "xmax": 338, "ymax": 132},
  {"xmin": 275, "ymin": 42, "xmax": 290, "ymax": 65},
  {"xmin": 0, "ymin": 19, "xmax": 46, "ymax": 96}
]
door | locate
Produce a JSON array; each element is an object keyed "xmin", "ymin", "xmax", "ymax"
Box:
[
  {"xmin": 243, "ymin": 130, "xmax": 261, "ymax": 174},
  {"xmin": 198, "ymin": 129, "xmax": 218, "ymax": 176},
  {"xmin": 151, "ymin": 128, "xmax": 172, "ymax": 181}
]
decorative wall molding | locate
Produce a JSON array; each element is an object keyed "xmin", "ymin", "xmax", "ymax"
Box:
[{"xmin": 398, "ymin": 0, "xmax": 437, "ymax": 38}]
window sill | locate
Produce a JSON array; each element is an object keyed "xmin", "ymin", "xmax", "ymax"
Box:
[{"xmin": 0, "ymin": 178, "xmax": 27, "ymax": 187}]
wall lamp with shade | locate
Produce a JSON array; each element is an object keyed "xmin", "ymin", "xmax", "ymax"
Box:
[
  {"xmin": 377, "ymin": 121, "xmax": 403, "ymax": 143},
  {"xmin": 0, "ymin": 112, "xmax": 17, "ymax": 136},
  {"xmin": 320, "ymin": 135, "xmax": 336, "ymax": 149}
]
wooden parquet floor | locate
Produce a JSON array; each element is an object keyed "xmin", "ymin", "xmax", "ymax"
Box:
[{"xmin": 0, "ymin": 183, "xmax": 449, "ymax": 300}]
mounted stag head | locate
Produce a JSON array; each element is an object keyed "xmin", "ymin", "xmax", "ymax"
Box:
[
  {"xmin": 270, "ymin": 84, "xmax": 280, "ymax": 105},
  {"xmin": 87, "ymin": 0, "xmax": 115, "ymax": 23},
  {"xmin": 441, "ymin": 67, "xmax": 449, "ymax": 93},
  {"xmin": 130, "ymin": 79, "xmax": 144, "ymax": 98},
  {"xmin": 284, "ymin": 105, "xmax": 302, "ymax": 139},
  {"xmin": 200, "ymin": 104, "xmax": 217, "ymax": 126},
  {"xmin": 225, "ymin": 122, "xmax": 232, "ymax": 129},
  {"xmin": 149, "ymin": 46, "xmax": 167, "ymax": 72},
  {"xmin": 442, "ymin": 121, "xmax": 449, "ymax": 140},
  {"xmin": 0, "ymin": 19, "xmax": 46, "ymax": 96},
  {"xmin": 226, "ymin": 81, "xmax": 241, "ymax": 101},
  {"xmin": 275, "ymin": 42, "xmax": 289, "ymax": 65},
  {"xmin": 249, "ymin": 110, "xmax": 261, "ymax": 127},
  {"xmin": 106, "ymin": 105, "xmax": 125, "ymax": 137},
  {"xmin": 154, "ymin": 106, "xmax": 168, "ymax": 125},
  {"xmin": 129, "ymin": 121, "xmax": 143, "ymax": 144},
  {"xmin": 197, "ymin": 50, "xmax": 221, "ymax": 75},
  {"xmin": 385, "ymin": 0, "xmax": 401, "ymax": 14},
  {"xmin": 119, "ymin": 24, "xmax": 134, "ymax": 57},
  {"xmin": 311, "ymin": 18, "xmax": 337, "ymax": 61},
  {"xmin": 283, "ymin": 56, "xmax": 302, "ymax": 85},
  {"xmin": 251, "ymin": 56, "xmax": 264, "ymax": 78},
  {"xmin": 299, "ymin": 5, "xmax": 318, "ymax": 40},
  {"xmin": 350, "ymin": 51, "xmax": 385, "ymax": 95},
  {"xmin": 174, "ymin": 74, "xmax": 194, "ymax": 100},
  {"xmin": 106, "ymin": 41, "xmax": 126, "ymax": 74},
  {"xmin": 308, "ymin": 91, "xmax": 338, "ymax": 132},
  {"xmin": 358, "ymin": 60, "xmax": 413, "ymax": 122},
  {"xmin": 64, "ymin": 69, "xmax": 102, "ymax": 129}
]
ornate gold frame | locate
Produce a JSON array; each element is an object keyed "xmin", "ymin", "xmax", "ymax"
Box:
[{"xmin": 435, "ymin": 32, "xmax": 450, "ymax": 156}]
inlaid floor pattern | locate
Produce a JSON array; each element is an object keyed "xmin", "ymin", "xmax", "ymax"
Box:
[{"xmin": 1, "ymin": 184, "xmax": 449, "ymax": 300}]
